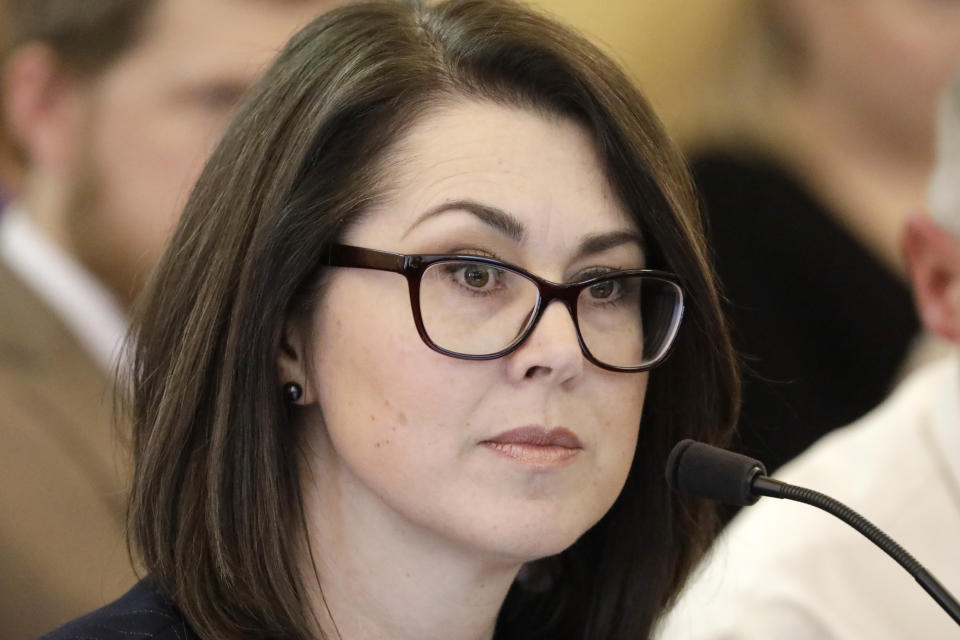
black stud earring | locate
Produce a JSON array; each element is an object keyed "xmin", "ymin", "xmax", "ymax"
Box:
[{"xmin": 283, "ymin": 381, "xmax": 303, "ymax": 403}]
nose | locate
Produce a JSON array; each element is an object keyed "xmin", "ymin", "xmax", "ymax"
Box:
[{"xmin": 505, "ymin": 300, "xmax": 584, "ymax": 384}]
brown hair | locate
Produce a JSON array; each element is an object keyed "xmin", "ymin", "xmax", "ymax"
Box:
[{"xmin": 127, "ymin": 1, "xmax": 739, "ymax": 638}]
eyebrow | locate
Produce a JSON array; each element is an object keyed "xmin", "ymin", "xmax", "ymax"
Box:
[
  {"xmin": 404, "ymin": 198, "xmax": 644, "ymax": 258},
  {"xmin": 575, "ymin": 230, "xmax": 645, "ymax": 261},
  {"xmin": 403, "ymin": 199, "xmax": 526, "ymax": 242}
]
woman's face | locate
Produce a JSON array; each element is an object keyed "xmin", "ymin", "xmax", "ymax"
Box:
[{"xmin": 290, "ymin": 100, "xmax": 648, "ymax": 564}]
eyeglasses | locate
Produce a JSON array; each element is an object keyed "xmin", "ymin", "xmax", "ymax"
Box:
[{"xmin": 325, "ymin": 244, "xmax": 685, "ymax": 372}]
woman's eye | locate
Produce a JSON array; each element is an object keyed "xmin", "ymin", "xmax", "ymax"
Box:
[
  {"xmin": 440, "ymin": 262, "xmax": 503, "ymax": 293},
  {"xmin": 589, "ymin": 280, "xmax": 616, "ymax": 299},
  {"xmin": 462, "ymin": 265, "xmax": 492, "ymax": 288}
]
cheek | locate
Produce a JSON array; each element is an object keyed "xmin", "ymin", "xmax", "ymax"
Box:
[
  {"xmin": 87, "ymin": 77, "xmax": 227, "ymax": 260},
  {"xmin": 597, "ymin": 374, "xmax": 647, "ymax": 484},
  {"xmin": 310, "ymin": 276, "xmax": 489, "ymax": 467},
  {"xmin": 846, "ymin": 8, "xmax": 960, "ymax": 100}
]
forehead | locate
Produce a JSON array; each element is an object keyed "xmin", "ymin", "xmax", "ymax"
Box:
[{"xmin": 352, "ymin": 100, "xmax": 635, "ymax": 251}]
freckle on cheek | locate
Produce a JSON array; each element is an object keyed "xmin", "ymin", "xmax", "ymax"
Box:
[
  {"xmin": 398, "ymin": 411, "xmax": 408, "ymax": 426},
  {"xmin": 370, "ymin": 414, "xmax": 376, "ymax": 422}
]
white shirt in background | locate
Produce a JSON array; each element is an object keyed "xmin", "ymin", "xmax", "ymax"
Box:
[
  {"xmin": 0, "ymin": 205, "xmax": 127, "ymax": 373},
  {"xmin": 656, "ymin": 356, "xmax": 960, "ymax": 640}
]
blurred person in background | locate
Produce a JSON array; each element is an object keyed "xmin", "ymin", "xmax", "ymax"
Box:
[
  {"xmin": 0, "ymin": 139, "xmax": 21, "ymax": 207},
  {"xmin": 0, "ymin": 1, "xmax": 21, "ymax": 207},
  {"xmin": 656, "ymin": 66, "xmax": 960, "ymax": 640},
  {"xmin": 0, "ymin": 0, "xmax": 337, "ymax": 636},
  {"xmin": 686, "ymin": 0, "xmax": 960, "ymax": 474}
]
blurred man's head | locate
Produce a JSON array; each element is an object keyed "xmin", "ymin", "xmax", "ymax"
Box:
[
  {"xmin": 903, "ymin": 69, "xmax": 960, "ymax": 345},
  {"xmin": 771, "ymin": 0, "xmax": 960, "ymax": 151},
  {"xmin": 1, "ymin": 0, "xmax": 335, "ymax": 305}
]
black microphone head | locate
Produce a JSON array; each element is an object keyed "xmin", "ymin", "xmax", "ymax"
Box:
[{"xmin": 665, "ymin": 439, "xmax": 767, "ymax": 506}]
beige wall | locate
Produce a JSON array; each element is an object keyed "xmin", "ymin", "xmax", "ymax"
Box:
[{"xmin": 529, "ymin": 0, "xmax": 744, "ymax": 146}]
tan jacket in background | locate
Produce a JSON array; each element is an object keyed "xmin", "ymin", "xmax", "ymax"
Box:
[{"xmin": 0, "ymin": 262, "xmax": 136, "ymax": 639}]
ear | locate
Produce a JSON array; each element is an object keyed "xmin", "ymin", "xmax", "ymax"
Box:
[
  {"xmin": 2, "ymin": 43, "xmax": 89, "ymax": 175},
  {"xmin": 278, "ymin": 313, "xmax": 315, "ymax": 405},
  {"xmin": 902, "ymin": 211, "xmax": 960, "ymax": 342}
]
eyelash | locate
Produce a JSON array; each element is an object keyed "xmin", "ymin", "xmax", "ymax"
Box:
[
  {"xmin": 439, "ymin": 246, "xmax": 630, "ymax": 281},
  {"xmin": 574, "ymin": 265, "xmax": 629, "ymax": 281},
  {"xmin": 445, "ymin": 246, "xmax": 502, "ymax": 260}
]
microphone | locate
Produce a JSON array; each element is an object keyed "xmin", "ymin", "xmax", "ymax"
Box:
[
  {"xmin": 666, "ymin": 439, "xmax": 960, "ymax": 627},
  {"xmin": 664, "ymin": 439, "xmax": 767, "ymax": 507}
]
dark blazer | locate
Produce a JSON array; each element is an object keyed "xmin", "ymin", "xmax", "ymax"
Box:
[
  {"xmin": 0, "ymin": 261, "xmax": 137, "ymax": 638},
  {"xmin": 691, "ymin": 151, "xmax": 919, "ymax": 474},
  {"xmin": 41, "ymin": 579, "xmax": 198, "ymax": 640}
]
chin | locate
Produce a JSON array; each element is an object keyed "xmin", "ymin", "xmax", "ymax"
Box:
[
  {"xmin": 471, "ymin": 514, "xmax": 598, "ymax": 566},
  {"xmin": 461, "ymin": 487, "xmax": 620, "ymax": 563}
]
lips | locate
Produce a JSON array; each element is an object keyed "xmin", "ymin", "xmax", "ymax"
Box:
[
  {"xmin": 480, "ymin": 426, "xmax": 583, "ymax": 467},
  {"xmin": 483, "ymin": 426, "xmax": 583, "ymax": 448}
]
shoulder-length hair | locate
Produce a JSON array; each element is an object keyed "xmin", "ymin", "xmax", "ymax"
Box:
[{"xmin": 126, "ymin": 1, "xmax": 739, "ymax": 638}]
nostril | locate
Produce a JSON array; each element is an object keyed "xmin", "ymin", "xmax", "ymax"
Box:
[{"xmin": 524, "ymin": 365, "xmax": 552, "ymax": 379}]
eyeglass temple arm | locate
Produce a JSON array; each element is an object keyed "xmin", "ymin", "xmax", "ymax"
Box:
[{"xmin": 326, "ymin": 244, "xmax": 407, "ymax": 273}]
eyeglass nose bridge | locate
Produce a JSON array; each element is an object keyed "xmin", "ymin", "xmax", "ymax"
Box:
[{"xmin": 504, "ymin": 277, "xmax": 591, "ymax": 361}]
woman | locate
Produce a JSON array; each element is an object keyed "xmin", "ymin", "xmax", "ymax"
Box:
[{"xmin": 46, "ymin": 1, "xmax": 737, "ymax": 638}]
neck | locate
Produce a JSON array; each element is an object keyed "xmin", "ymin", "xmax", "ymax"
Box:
[
  {"xmin": 22, "ymin": 169, "xmax": 138, "ymax": 309},
  {"xmin": 22, "ymin": 171, "xmax": 74, "ymax": 255},
  {"xmin": 773, "ymin": 80, "xmax": 935, "ymax": 277},
  {"xmin": 300, "ymin": 444, "xmax": 521, "ymax": 640}
]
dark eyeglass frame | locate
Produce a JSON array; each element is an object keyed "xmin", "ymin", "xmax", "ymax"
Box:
[{"xmin": 325, "ymin": 244, "xmax": 685, "ymax": 372}]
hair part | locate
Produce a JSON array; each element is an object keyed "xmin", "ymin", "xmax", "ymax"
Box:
[{"xmin": 126, "ymin": 1, "xmax": 739, "ymax": 638}]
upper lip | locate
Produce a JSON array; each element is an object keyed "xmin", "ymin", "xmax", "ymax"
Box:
[{"xmin": 482, "ymin": 426, "xmax": 583, "ymax": 449}]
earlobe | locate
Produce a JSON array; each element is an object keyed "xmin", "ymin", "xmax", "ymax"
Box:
[
  {"xmin": 277, "ymin": 316, "xmax": 313, "ymax": 405},
  {"xmin": 3, "ymin": 42, "xmax": 87, "ymax": 172},
  {"xmin": 902, "ymin": 212, "xmax": 960, "ymax": 342}
]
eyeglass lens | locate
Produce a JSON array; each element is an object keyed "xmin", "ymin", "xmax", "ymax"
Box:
[{"xmin": 418, "ymin": 260, "xmax": 681, "ymax": 368}]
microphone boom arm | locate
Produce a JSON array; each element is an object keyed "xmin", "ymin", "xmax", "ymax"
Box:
[{"xmin": 752, "ymin": 475, "xmax": 960, "ymax": 626}]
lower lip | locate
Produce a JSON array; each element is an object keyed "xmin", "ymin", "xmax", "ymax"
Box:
[{"xmin": 481, "ymin": 442, "xmax": 581, "ymax": 467}]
